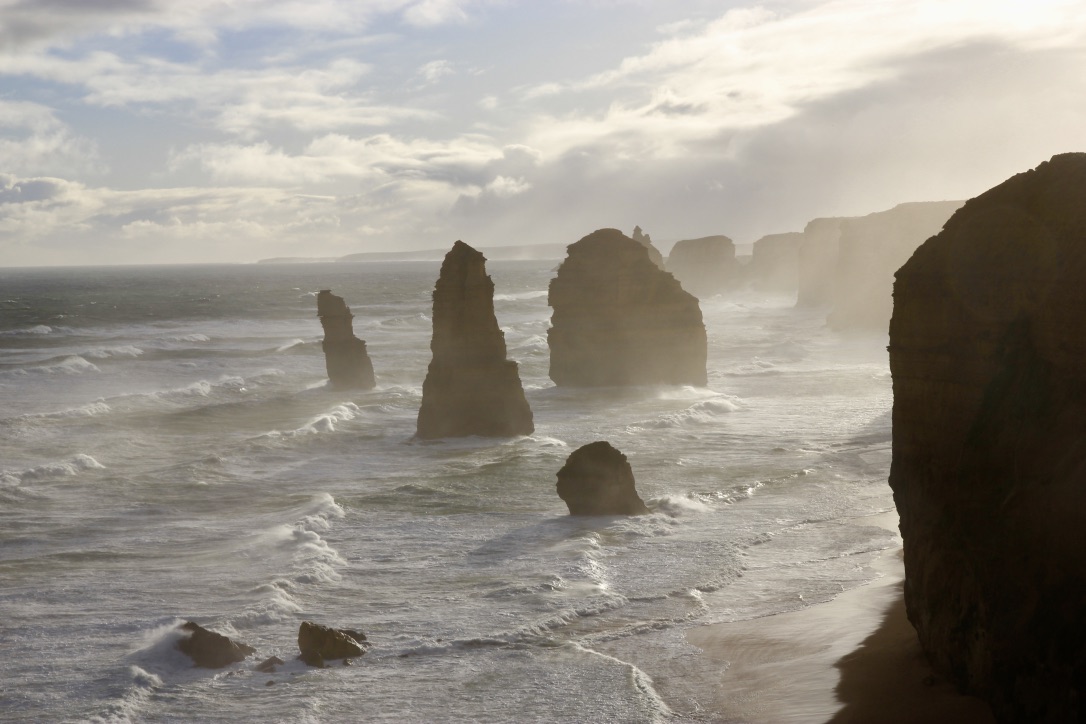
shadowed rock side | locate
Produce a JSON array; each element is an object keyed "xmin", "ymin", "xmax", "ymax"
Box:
[
  {"xmin": 632, "ymin": 225, "xmax": 666, "ymax": 268},
  {"xmin": 176, "ymin": 621, "xmax": 255, "ymax": 668},
  {"xmin": 548, "ymin": 228, "xmax": 707, "ymax": 387},
  {"xmin": 828, "ymin": 200, "xmax": 962, "ymax": 330},
  {"xmin": 666, "ymin": 235, "xmax": 738, "ymax": 298},
  {"xmin": 747, "ymin": 231, "xmax": 805, "ymax": 292},
  {"xmin": 416, "ymin": 241, "xmax": 534, "ymax": 439},
  {"xmin": 556, "ymin": 441, "xmax": 649, "ymax": 515},
  {"xmin": 889, "ymin": 152, "xmax": 1086, "ymax": 722},
  {"xmin": 317, "ymin": 290, "xmax": 376, "ymax": 389}
]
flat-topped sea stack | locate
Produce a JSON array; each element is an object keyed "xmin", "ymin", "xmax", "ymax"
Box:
[
  {"xmin": 317, "ymin": 290, "xmax": 376, "ymax": 389},
  {"xmin": 556, "ymin": 441, "xmax": 649, "ymax": 516},
  {"xmin": 828, "ymin": 200, "xmax": 962, "ymax": 330},
  {"xmin": 548, "ymin": 228, "xmax": 707, "ymax": 387},
  {"xmin": 747, "ymin": 232, "xmax": 804, "ymax": 293},
  {"xmin": 889, "ymin": 153, "xmax": 1086, "ymax": 721},
  {"xmin": 666, "ymin": 235, "xmax": 738, "ymax": 298},
  {"xmin": 416, "ymin": 241, "xmax": 534, "ymax": 439},
  {"xmin": 632, "ymin": 225, "xmax": 665, "ymax": 269},
  {"xmin": 795, "ymin": 217, "xmax": 846, "ymax": 307}
]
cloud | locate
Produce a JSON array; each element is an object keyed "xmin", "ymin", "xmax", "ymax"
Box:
[
  {"xmin": 0, "ymin": 100, "xmax": 103, "ymax": 176},
  {"xmin": 417, "ymin": 59, "xmax": 454, "ymax": 84}
]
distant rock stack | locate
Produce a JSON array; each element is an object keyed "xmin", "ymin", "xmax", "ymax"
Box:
[
  {"xmin": 416, "ymin": 241, "xmax": 534, "ymax": 439},
  {"xmin": 747, "ymin": 232, "xmax": 804, "ymax": 293},
  {"xmin": 631, "ymin": 225, "xmax": 666, "ymax": 269},
  {"xmin": 666, "ymin": 235, "xmax": 738, "ymax": 298},
  {"xmin": 548, "ymin": 228, "xmax": 707, "ymax": 387},
  {"xmin": 889, "ymin": 153, "xmax": 1086, "ymax": 721},
  {"xmin": 317, "ymin": 290, "xmax": 376, "ymax": 389},
  {"xmin": 795, "ymin": 217, "xmax": 846, "ymax": 307},
  {"xmin": 556, "ymin": 441, "xmax": 649, "ymax": 515}
]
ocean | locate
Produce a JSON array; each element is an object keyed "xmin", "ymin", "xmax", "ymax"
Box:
[{"xmin": 0, "ymin": 261, "xmax": 897, "ymax": 722}]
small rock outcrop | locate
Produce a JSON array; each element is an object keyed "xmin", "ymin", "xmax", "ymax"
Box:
[
  {"xmin": 317, "ymin": 290, "xmax": 376, "ymax": 389},
  {"xmin": 889, "ymin": 153, "xmax": 1086, "ymax": 721},
  {"xmin": 632, "ymin": 225, "xmax": 665, "ymax": 268},
  {"xmin": 297, "ymin": 621, "xmax": 368, "ymax": 667},
  {"xmin": 548, "ymin": 229, "xmax": 707, "ymax": 387},
  {"xmin": 416, "ymin": 241, "xmax": 534, "ymax": 439},
  {"xmin": 666, "ymin": 235, "xmax": 738, "ymax": 298},
  {"xmin": 176, "ymin": 621, "xmax": 255, "ymax": 668},
  {"xmin": 556, "ymin": 441, "xmax": 649, "ymax": 515}
]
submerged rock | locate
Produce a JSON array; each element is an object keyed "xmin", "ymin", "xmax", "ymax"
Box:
[
  {"xmin": 416, "ymin": 241, "xmax": 534, "ymax": 439},
  {"xmin": 889, "ymin": 152, "xmax": 1086, "ymax": 721},
  {"xmin": 556, "ymin": 441, "xmax": 649, "ymax": 516},
  {"xmin": 548, "ymin": 228, "xmax": 707, "ymax": 387},
  {"xmin": 666, "ymin": 235, "xmax": 738, "ymax": 298},
  {"xmin": 297, "ymin": 621, "xmax": 368, "ymax": 668},
  {"xmin": 317, "ymin": 290, "xmax": 376, "ymax": 389},
  {"xmin": 176, "ymin": 621, "xmax": 255, "ymax": 669},
  {"xmin": 631, "ymin": 225, "xmax": 665, "ymax": 269},
  {"xmin": 255, "ymin": 656, "xmax": 285, "ymax": 673}
]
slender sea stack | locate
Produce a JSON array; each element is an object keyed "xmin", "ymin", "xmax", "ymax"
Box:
[
  {"xmin": 416, "ymin": 241, "xmax": 534, "ymax": 439},
  {"xmin": 889, "ymin": 152, "xmax": 1086, "ymax": 721},
  {"xmin": 556, "ymin": 441, "xmax": 649, "ymax": 516},
  {"xmin": 631, "ymin": 225, "xmax": 666, "ymax": 269},
  {"xmin": 666, "ymin": 235, "xmax": 738, "ymax": 298},
  {"xmin": 548, "ymin": 228, "xmax": 707, "ymax": 387},
  {"xmin": 317, "ymin": 290, "xmax": 376, "ymax": 389}
]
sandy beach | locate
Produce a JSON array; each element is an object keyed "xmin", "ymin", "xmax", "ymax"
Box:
[{"xmin": 678, "ymin": 514, "xmax": 994, "ymax": 723}]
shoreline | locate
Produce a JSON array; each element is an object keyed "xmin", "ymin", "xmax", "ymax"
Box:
[{"xmin": 637, "ymin": 513, "xmax": 995, "ymax": 722}]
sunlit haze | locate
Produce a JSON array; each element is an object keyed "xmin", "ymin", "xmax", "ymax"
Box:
[{"xmin": 2, "ymin": 0, "xmax": 1085, "ymax": 265}]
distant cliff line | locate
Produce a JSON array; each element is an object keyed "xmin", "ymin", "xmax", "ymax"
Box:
[{"xmin": 257, "ymin": 242, "xmax": 568, "ymax": 264}]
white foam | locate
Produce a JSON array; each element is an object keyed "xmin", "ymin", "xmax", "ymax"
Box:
[
  {"xmin": 276, "ymin": 339, "xmax": 306, "ymax": 352},
  {"xmin": 632, "ymin": 397, "xmax": 741, "ymax": 430},
  {"xmin": 21, "ymin": 401, "xmax": 112, "ymax": 420},
  {"xmin": 1, "ymin": 454, "xmax": 105, "ymax": 484},
  {"xmin": 649, "ymin": 494, "xmax": 713, "ymax": 516},
  {"xmin": 494, "ymin": 290, "xmax": 548, "ymax": 301},
  {"xmin": 167, "ymin": 333, "xmax": 211, "ymax": 343},
  {"xmin": 81, "ymin": 346, "xmax": 143, "ymax": 360}
]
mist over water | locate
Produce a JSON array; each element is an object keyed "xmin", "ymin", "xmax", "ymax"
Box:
[{"xmin": 0, "ymin": 261, "xmax": 896, "ymax": 722}]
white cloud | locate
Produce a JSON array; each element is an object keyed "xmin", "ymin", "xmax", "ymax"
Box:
[
  {"xmin": 417, "ymin": 59, "xmax": 454, "ymax": 84},
  {"xmin": 0, "ymin": 100, "xmax": 103, "ymax": 176}
]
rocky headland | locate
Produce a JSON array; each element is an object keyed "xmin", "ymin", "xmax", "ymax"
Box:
[
  {"xmin": 666, "ymin": 235, "xmax": 738, "ymax": 298},
  {"xmin": 556, "ymin": 441, "xmax": 649, "ymax": 515},
  {"xmin": 548, "ymin": 228, "xmax": 707, "ymax": 387},
  {"xmin": 889, "ymin": 152, "xmax": 1086, "ymax": 721},
  {"xmin": 416, "ymin": 241, "xmax": 534, "ymax": 439},
  {"xmin": 317, "ymin": 290, "xmax": 376, "ymax": 389}
]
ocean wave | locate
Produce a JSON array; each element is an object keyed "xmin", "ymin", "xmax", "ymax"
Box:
[
  {"xmin": 164, "ymin": 333, "xmax": 211, "ymax": 343},
  {"xmin": 89, "ymin": 665, "xmax": 166, "ymax": 724},
  {"xmin": 511, "ymin": 334, "xmax": 548, "ymax": 353},
  {"xmin": 275, "ymin": 338, "xmax": 308, "ymax": 352},
  {"xmin": 628, "ymin": 397, "xmax": 741, "ymax": 431},
  {"xmin": 1, "ymin": 453, "xmax": 105, "ymax": 485},
  {"xmin": 81, "ymin": 345, "xmax": 144, "ymax": 360},
  {"xmin": 0, "ymin": 324, "xmax": 57, "ymax": 336},
  {"xmin": 648, "ymin": 494, "xmax": 713, "ymax": 516},
  {"xmin": 12, "ymin": 401, "xmax": 112, "ymax": 423},
  {"xmin": 261, "ymin": 402, "xmax": 362, "ymax": 438},
  {"xmin": 493, "ymin": 290, "xmax": 548, "ymax": 302},
  {"xmin": 0, "ymin": 355, "xmax": 101, "ymax": 378}
]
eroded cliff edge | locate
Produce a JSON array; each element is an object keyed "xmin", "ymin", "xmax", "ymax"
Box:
[
  {"xmin": 548, "ymin": 228, "xmax": 707, "ymax": 387},
  {"xmin": 889, "ymin": 152, "xmax": 1086, "ymax": 721},
  {"xmin": 416, "ymin": 241, "xmax": 534, "ymax": 439}
]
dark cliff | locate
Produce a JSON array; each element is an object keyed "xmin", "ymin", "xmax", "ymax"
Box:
[
  {"xmin": 317, "ymin": 290, "xmax": 376, "ymax": 389},
  {"xmin": 889, "ymin": 153, "xmax": 1086, "ymax": 722},
  {"xmin": 666, "ymin": 235, "xmax": 738, "ymax": 298},
  {"xmin": 548, "ymin": 228, "xmax": 707, "ymax": 387},
  {"xmin": 416, "ymin": 241, "xmax": 534, "ymax": 439}
]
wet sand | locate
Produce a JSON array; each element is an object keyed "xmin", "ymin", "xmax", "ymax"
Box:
[{"xmin": 679, "ymin": 516, "xmax": 995, "ymax": 722}]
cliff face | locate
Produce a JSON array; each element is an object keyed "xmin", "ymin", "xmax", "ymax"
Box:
[
  {"xmin": 416, "ymin": 241, "xmax": 534, "ymax": 439},
  {"xmin": 889, "ymin": 153, "xmax": 1086, "ymax": 722},
  {"xmin": 829, "ymin": 201, "xmax": 962, "ymax": 330},
  {"xmin": 666, "ymin": 235, "xmax": 738, "ymax": 298},
  {"xmin": 632, "ymin": 225, "xmax": 666, "ymax": 269},
  {"xmin": 548, "ymin": 228, "xmax": 707, "ymax": 387},
  {"xmin": 747, "ymin": 232, "xmax": 804, "ymax": 293},
  {"xmin": 317, "ymin": 290, "xmax": 376, "ymax": 389},
  {"xmin": 795, "ymin": 217, "xmax": 845, "ymax": 307}
]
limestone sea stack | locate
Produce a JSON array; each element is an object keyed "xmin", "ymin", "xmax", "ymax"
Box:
[
  {"xmin": 889, "ymin": 152, "xmax": 1086, "ymax": 721},
  {"xmin": 556, "ymin": 441, "xmax": 649, "ymax": 515},
  {"xmin": 548, "ymin": 228, "xmax": 707, "ymax": 387},
  {"xmin": 317, "ymin": 290, "xmax": 376, "ymax": 389},
  {"xmin": 631, "ymin": 225, "xmax": 666, "ymax": 269},
  {"xmin": 746, "ymin": 231, "xmax": 804, "ymax": 292},
  {"xmin": 666, "ymin": 235, "xmax": 738, "ymax": 298},
  {"xmin": 416, "ymin": 241, "xmax": 534, "ymax": 439}
]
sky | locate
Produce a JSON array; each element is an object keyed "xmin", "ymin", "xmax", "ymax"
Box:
[{"xmin": 1, "ymin": 0, "xmax": 1085, "ymax": 266}]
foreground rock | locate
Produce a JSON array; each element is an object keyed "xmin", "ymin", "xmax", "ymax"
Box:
[
  {"xmin": 297, "ymin": 621, "xmax": 368, "ymax": 667},
  {"xmin": 889, "ymin": 152, "xmax": 1086, "ymax": 721},
  {"xmin": 416, "ymin": 241, "xmax": 534, "ymax": 439},
  {"xmin": 548, "ymin": 229, "xmax": 707, "ymax": 387},
  {"xmin": 556, "ymin": 441, "xmax": 649, "ymax": 515},
  {"xmin": 176, "ymin": 621, "xmax": 255, "ymax": 668},
  {"xmin": 317, "ymin": 290, "xmax": 376, "ymax": 389},
  {"xmin": 666, "ymin": 235, "xmax": 738, "ymax": 298}
]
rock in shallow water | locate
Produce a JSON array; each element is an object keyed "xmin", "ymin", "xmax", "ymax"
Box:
[
  {"xmin": 548, "ymin": 229, "xmax": 707, "ymax": 387},
  {"xmin": 176, "ymin": 621, "xmax": 255, "ymax": 668},
  {"xmin": 416, "ymin": 240, "xmax": 534, "ymax": 439},
  {"xmin": 556, "ymin": 441, "xmax": 649, "ymax": 516},
  {"xmin": 297, "ymin": 621, "xmax": 368, "ymax": 668},
  {"xmin": 889, "ymin": 152, "xmax": 1086, "ymax": 722},
  {"xmin": 317, "ymin": 290, "xmax": 376, "ymax": 389}
]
